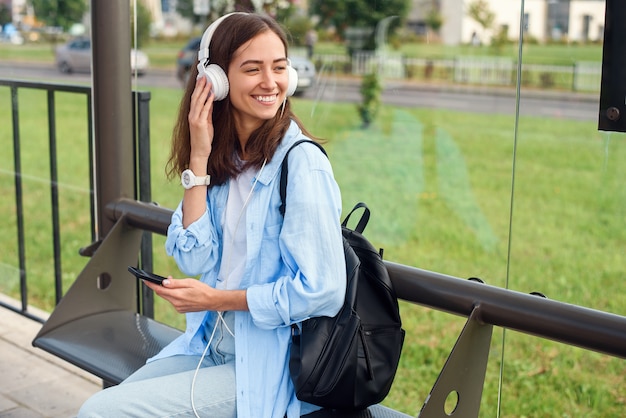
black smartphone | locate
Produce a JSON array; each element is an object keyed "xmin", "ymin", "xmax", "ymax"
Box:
[{"xmin": 128, "ymin": 266, "xmax": 167, "ymax": 285}]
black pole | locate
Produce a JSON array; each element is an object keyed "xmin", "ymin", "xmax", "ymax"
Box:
[
  {"xmin": 91, "ymin": 0, "xmax": 134, "ymax": 238},
  {"xmin": 598, "ymin": 0, "xmax": 626, "ymax": 132},
  {"xmin": 133, "ymin": 91, "xmax": 155, "ymax": 318}
]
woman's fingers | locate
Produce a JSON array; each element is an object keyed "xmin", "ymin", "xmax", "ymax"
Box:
[
  {"xmin": 189, "ymin": 76, "xmax": 215, "ymax": 155},
  {"xmin": 190, "ymin": 76, "xmax": 214, "ymax": 121}
]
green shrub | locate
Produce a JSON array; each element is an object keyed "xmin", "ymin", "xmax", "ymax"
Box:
[{"xmin": 356, "ymin": 72, "xmax": 382, "ymax": 128}]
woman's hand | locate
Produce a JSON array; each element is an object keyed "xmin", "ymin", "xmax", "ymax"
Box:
[
  {"xmin": 143, "ymin": 277, "xmax": 249, "ymax": 313},
  {"xmin": 182, "ymin": 76, "xmax": 215, "ymax": 228},
  {"xmin": 188, "ymin": 76, "xmax": 215, "ymax": 163}
]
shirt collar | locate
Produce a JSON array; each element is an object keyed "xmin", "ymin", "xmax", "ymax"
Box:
[{"xmin": 253, "ymin": 120, "xmax": 304, "ymax": 186}]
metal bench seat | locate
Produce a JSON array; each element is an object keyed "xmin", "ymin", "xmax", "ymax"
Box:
[
  {"xmin": 32, "ymin": 217, "xmax": 411, "ymax": 417},
  {"xmin": 32, "ymin": 217, "xmax": 182, "ymax": 386},
  {"xmin": 33, "ymin": 310, "xmax": 181, "ymax": 385}
]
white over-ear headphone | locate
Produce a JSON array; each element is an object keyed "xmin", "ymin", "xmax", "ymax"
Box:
[{"xmin": 197, "ymin": 12, "xmax": 298, "ymax": 101}]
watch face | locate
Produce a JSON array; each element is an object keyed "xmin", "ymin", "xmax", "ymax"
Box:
[{"xmin": 182, "ymin": 171, "xmax": 192, "ymax": 187}]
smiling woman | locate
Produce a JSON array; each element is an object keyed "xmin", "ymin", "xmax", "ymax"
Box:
[
  {"xmin": 54, "ymin": 37, "xmax": 149, "ymax": 75},
  {"xmin": 77, "ymin": 12, "xmax": 345, "ymax": 418}
]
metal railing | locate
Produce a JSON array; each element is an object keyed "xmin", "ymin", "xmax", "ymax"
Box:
[
  {"xmin": 0, "ymin": 78, "xmax": 155, "ymax": 321},
  {"xmin": 315, "ymin": 53, "xmax": 602, "ymax": 92},
  {"xmin": 1, "ymin": 79, "xmax": 93, "ymax": 322},
  {"xmin": 112, "ymin": 197, "xmax": 626, "ymax": 360}
]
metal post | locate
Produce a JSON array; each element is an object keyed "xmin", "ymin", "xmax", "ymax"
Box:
[
  {"xmin": 10, "ymin": 87, "xmax": 27, "ymax": 311},
  {"xmin": 91, "ymin": 0, "xmax": 134, "ymax": 238},
  {"xmin": 133, "ymin": 91, "xmax": 155, "ymax": 317},
  {"xmin": 419, "ymin": 307, "xmax": 493, "ymax": 417},
  {"xmin": 599, "ymin": 0, "xmax": 626, "ymax": 132}
]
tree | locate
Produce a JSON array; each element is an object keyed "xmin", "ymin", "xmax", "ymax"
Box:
[
  {"xmin": 131, "ymin": 0, "xmax": 152, "ymax": 48},
  {"xmin": 356, "ymin": 72, "xmax": 382, "ymax": 128},
  {"xmin": 29, "ymin": 0, "xmax": 88, "ymax": 32},
  {"xmin": 310, "ymin": 0, "xmax": 410, "ymax": 43},
  {"xmin": 424, "ymin": 8, "xmax": 444, "ymax": 42},
  {"xmin": 175, "ymin": 0, "xmax": 196, "ymax": 21},
  {"xmin": 467, "ymin": 0, "xmax": 495, "ymax": 41},
  {"xmin": 175, "ymin": 0, "xmax": 295, "ymax": 25},
  {"xmin": 0, "ymin": 4, "xmax": 11, "ymax": 27}
]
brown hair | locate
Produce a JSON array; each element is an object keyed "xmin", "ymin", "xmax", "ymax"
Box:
[{"xmin": 166, "ymin": 13, "xmax": 318, "ymax": 186}]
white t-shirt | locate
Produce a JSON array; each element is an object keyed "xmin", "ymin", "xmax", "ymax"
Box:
[{"xmin": 217, "ymin": 167, "xmax": 256, "ymax": 290}]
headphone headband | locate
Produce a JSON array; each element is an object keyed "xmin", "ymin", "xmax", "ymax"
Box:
[
  {"xmin": 196, "ymin": 12, "xmax": 298, "ymax": 101},
  {"xmin": 198, "ymin": 12, "xmax": 246, "ymax": 63}
]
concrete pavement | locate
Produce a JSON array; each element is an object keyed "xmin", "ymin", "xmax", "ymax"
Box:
[{"xmin": 0, "ymin": 295, "xmax": 101, "ymax": 418}]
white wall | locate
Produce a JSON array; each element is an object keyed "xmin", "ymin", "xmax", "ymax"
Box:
[
  {"xmin": 447, "ymin": 0, "xmax": 605, "ymax": 45},
  {"xmin": 440, "ymin": 0, "xmax": 465, "ymax": 45},
  {"xmin": 569, "ymin": 0, "xmax": 606, "ymax": 42},
  {"xmin": 522, "ymin": 0, "xmax": 548, "ymax": 42},
  {"xmin": 461, "ymin": 0, "xmax": 525, "ymax": 45}
]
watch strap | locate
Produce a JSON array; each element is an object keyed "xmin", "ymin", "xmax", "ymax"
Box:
[{"xmin": 193, "ymin": 175, "xmax": 211, "ymax": 186}]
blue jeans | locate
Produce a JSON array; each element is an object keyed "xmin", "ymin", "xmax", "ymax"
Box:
[{"xmin": 78, "ymin": 312, "xmax": 237, "ymax": 418}]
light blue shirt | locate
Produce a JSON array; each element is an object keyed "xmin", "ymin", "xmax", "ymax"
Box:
[{"xmin": 151, "ymin": 121, "xmax": 346, "ymax": 418}]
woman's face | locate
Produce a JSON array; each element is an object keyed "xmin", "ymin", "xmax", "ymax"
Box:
[{"xmin": 227, "ymin": 30, "xmax": 290, "ymax": 134}]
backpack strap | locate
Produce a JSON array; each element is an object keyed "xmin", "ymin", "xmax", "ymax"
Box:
[
  {"xmin": 279, "ymin": 140, "xmax": 327, "ymax": 217},
  {"xmin": 341, "ymin": 202, "xmax": 370, "ymax": 234},
  {"xmin": 279, "ymin": 141, "xmax": 371, "ymax": 235}
]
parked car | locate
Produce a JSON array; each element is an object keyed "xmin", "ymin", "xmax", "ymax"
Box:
[
  {"xmin": 176, "ymin": 37, "xmax": 315, "ymax": 95},
  {"xmin": 288, "ymin": 55, "xmax": 316, "ymax": 96},
  {"xmin": 55, "ymin": 38, "xmax": 149, "ymax": 75},
  {"xmin": 175, "ymin": 37, "xmax": 202, "ymax": 85}
]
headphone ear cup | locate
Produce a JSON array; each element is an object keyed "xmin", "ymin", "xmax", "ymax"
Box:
[
  {"xmin": 203, "ymin": 64, "xmax": 230, "ymax": 101},
  {"xmin": 286, "ymin": 64, "xmax": 298, "ymax": 97}
]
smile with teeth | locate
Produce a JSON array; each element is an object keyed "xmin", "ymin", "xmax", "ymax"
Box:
[{"xmin": 254, "ymin": 94, "xmax": 278, "ymax": 103}]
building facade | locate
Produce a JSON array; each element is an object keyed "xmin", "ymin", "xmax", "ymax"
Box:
[{"xmin": 412, "ymin": 0, "xmax": 605, "ymax": 45}]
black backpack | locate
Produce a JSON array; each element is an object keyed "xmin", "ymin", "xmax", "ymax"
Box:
[{"xmin": 279, "ymin": 140, "xmax": 405, "ymax": 411}]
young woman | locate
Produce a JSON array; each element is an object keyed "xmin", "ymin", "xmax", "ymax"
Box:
[{"xmin": 78, "ymin": 12, "xmax": 345, "ymax": 418}]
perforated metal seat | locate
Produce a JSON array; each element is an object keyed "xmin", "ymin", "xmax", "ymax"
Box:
[{"xmin": 32, "ymin": 217, "xmax": 182, "ymax": 385}]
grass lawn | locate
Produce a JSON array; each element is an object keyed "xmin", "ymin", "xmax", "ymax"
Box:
[
  {"xmin": 0, "ymin": 38, "xmax": 604, "ymax": 69},
  {"xmin": 0, "ymin": 82, "xmax": 624, "ymax": 417},
  {"xmin": 394, "ymin": 42, "xmax": 603, "ymax": 65}
]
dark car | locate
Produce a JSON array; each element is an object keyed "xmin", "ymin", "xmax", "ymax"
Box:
[
  {"xmin": 175, "ymin": 37, "xmax": 202, "ymax": 85},
  {"xmin": 176, "ymin": 37, "xmax": 315, "ymax": 96}
]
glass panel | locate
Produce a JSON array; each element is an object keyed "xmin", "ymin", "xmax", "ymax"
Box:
[
  {"xmin": 502, "ymin": 1, "xmax": 625, "ymax": 416},
  {"xmin": 142, "ymin": 1, "xmax": 626, "ymax": 416},
  {"xmin": 1, "ymin": 1, "xmax": 623, "ymax": 416}
]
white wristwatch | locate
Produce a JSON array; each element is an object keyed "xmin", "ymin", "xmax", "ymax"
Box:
[{"xmin": 181, "ymin": 169, "xmax": 210, "ymax": 189}]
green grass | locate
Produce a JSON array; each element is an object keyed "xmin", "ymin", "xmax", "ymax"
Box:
[
  {"xmin": 392, "ymin": 42, "xmax": 603, "ymax": 65},
  {"xmin": 1, "ymin": 84, "xmax": 625, "ymax": 417},
  {"xmin": 0, "ymin": 38, "xmax": 604, "ymax": 70}
]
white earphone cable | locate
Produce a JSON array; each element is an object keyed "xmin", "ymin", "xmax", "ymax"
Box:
[{"xmin": 190, "ymin": 159, "xmax": 267, "ymax": 417}]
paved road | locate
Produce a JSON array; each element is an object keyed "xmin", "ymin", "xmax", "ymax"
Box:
[
  {"xmin": 313, "ymin": 76, "xmax": 600, "ymax": 121},
  {"xmin": 0, "ymin": 62, "xmax": 600, "ymax": 121}
]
